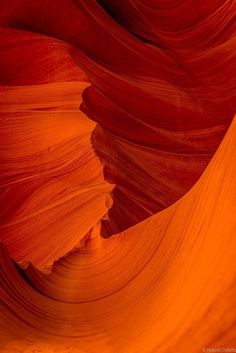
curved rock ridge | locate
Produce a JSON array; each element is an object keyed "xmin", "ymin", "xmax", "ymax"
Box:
[
  {"xmin": 0, "ymin": 0, "xmax": 235, "ymax": 237},
  {"xmin": 0, "ymin": 1, "xmax": 236, "ymax": 352},
  {"xmin": 1, "ymin": 114, "xmax": 236, "ymax": 352}
]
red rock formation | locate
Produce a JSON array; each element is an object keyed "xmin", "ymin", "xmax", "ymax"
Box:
[{"xmin": 0, "ymin": 1, "xmax": 235, "ymax": 352}]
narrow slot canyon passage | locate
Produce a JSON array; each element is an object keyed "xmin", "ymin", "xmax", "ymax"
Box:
[{"xmin": 0, "ymin": 1, "xmax": 236, "ymax": 353}]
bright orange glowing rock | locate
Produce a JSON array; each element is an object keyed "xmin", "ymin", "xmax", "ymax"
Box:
[{"xmin": 0, "ymin": 1, "xmax": 236, "ymax": 352}]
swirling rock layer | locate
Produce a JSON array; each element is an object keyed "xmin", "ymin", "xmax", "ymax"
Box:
[{"xmin": 0, "ymin": 1, "xmax": 236, "ymax": 352}]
